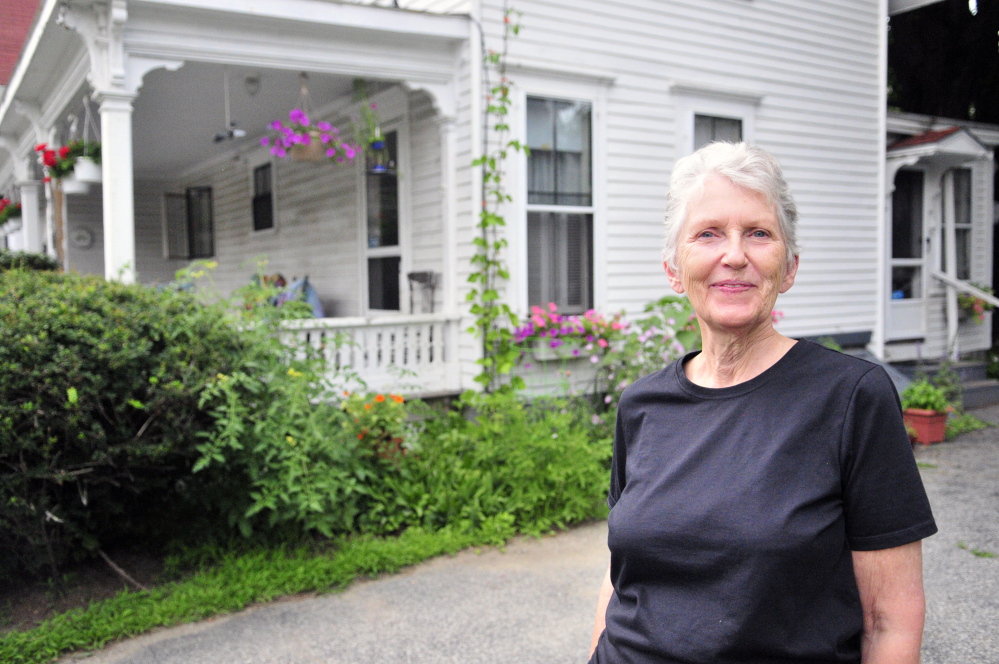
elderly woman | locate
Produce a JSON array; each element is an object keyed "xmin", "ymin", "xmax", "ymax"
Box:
[{"xmin": 588, "ymin": 142, "xmax": 936, "ymax": 664}]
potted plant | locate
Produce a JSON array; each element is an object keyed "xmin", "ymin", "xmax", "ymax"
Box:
[
  {"xmin": 262, "ymin": 109, "xmax": 360, "ymax": 164},
  {"xmin": 957, "ymin": 283, "xmax": 995, "ymax": 324},
  {"xmin": 901, "ymin": 379, "xmax": 950, "ymax": 445},
  {"xmin": 68, "ymin": 139, "xmax": 102, "ymax": 183},
  {"xmin": 33, "ymin": 143, "xmax": 89, "ymax": 194},
  {"xmin": 0, "ymin": 198, "xmax": 21, "ymax": 228}
]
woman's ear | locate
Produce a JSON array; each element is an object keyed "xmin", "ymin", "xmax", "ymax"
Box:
[
  {"xmin": 779, "ymin": 255, "xmax": 799, "ymax": 294},
  {"xmin": 664, "ymin": 260, "xmax": 685, "ymax": 294}
]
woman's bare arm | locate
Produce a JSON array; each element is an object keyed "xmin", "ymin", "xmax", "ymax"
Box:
[
  {"xmin": 590, "ymin": 565, "xmax": 614, "ymax": 658},
  {"xmin": 852, "ymin": 541, "xmax": 926, "ymax": 664}
]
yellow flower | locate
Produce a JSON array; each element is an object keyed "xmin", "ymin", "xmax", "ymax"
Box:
[
  {"xmin": 285, "ymin": 435, "xmax": 296, "ymax": 446},
  {"xmin": 287, "ymin": 368, "xmax": 303, "ymax": 378}
]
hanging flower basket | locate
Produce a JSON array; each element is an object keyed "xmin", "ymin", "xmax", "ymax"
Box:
[
  {"xmin": 61, "ymin": 174, "xmax": 91, "ymax": 196},
  {"xmin": 0, "ymin": 198, "xmax": 21, "ymax": 227},
  {"xmin": 73, "ymin": 156, "xmax": 102, "ymax": 183},
  {"xmin": 289, "ymin": 129, "xmax": 326, "ymax": 162}
]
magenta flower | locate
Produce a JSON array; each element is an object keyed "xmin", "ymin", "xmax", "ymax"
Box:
[
  {"xmin": 320, "ymin": 133, "xmax": 331, "ymax": 144},
  {"xmin": 317, "ymin": 121, "xmax": 333, "ymax": 132},
  {"xmin": 269, "ymin": 120, "xmax": 283, "ymax": 131},
  {"xmin": 344, "ymin": 145, "xmax": 356, "ymax": 159},
  {"xmin": 260, "ymin": 137, "xmax": 270, "ymax": 146},
  {"xmin": 326, "ymin": 148, "xmax": 337, "ymax": 157}
]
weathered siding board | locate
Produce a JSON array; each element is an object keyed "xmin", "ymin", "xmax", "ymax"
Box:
[
  {"xmin": 479, "ymin": 0, "xmax": 882, "ymax": 339},
  {"xmin": 134, "ymin": 182, "xmax": 184, "ymax": 285},
  {"xmin": 407, "ymin": 89, "xmax": 445, "ymax": 313},
  {"xmin": 65, "ymin": 187, "xmax": 104, "ymax": 277}
]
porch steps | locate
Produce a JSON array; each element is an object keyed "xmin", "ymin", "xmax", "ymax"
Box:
[{"xmin": 889, "ymin": 360, "xmax": 999, "ymax": 409}]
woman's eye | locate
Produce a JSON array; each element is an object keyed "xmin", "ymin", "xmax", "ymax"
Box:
[
  {"xmin": 697, "ymin": 230, "xmax": 716, "ymax": 239},
  {"xmin": 751, "ymin": 230, "xmax": 770, "ymax": 238}
]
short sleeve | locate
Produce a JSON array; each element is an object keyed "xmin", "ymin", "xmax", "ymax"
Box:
[
  {"xmin": 841, "ymin": 367, "xmax": 938, "ymax": 551},
  {"xmin": 607, "ymin": 403, "xmax": 629, "ymax": 509}
]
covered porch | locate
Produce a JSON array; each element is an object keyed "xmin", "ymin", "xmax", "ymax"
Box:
[{"xmin": 0, "ymin": 0, "xmax": 472, "ymax": 395}]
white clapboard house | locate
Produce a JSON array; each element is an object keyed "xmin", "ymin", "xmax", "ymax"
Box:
[{"xmin": 1, "ymin": 0, "xmax": 996, "ymax": 395}]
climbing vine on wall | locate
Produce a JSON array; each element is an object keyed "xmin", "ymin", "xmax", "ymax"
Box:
[{"xmin": 468, "ymin": 4, "xmax": 525, "ymax": 391}]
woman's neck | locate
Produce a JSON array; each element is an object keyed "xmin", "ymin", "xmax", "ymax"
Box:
[{"xmin": 685, "ymin": 324, "xmax": 796, "ymax": 388}]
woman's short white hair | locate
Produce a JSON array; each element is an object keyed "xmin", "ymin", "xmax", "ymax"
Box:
[{"xmin": 662, "ymin": 142, "xmax": 799, "ymax": 271}]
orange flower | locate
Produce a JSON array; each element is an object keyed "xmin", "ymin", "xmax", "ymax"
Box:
[
  {"xmin": 342, "ymin": 390, "xmax": 349, "ymax": 397},
  {"xmin": 357, "ymin": 433, "xmax": 364, "ymax": 440},
  {"xmin": 392, "ymin": 395, "xmax": 404, "ymax": 403},
  {"xmin": 364, "ymin": 403, "xmax": 371, "ymax": 410},
  {"xmin": 374, "ymin": 394, "xmax": 385, "ymax": 403}
]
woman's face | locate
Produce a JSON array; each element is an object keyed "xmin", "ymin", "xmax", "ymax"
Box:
[{"xmin": 664, "ymin": 174, "xmax": 797, "ymax": 334}]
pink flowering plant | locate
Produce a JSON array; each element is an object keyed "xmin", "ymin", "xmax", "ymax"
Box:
[
  {"xmin": 513, "ymin": 303, "xmax": 628, "ymax": 362},
  {"xmin": 599, "ymin": 296, "xmax": 701, "ymax": 409},
  {"xmin": 957, "ymin": 283, "xmax": 995, "ymax": 324},
  {"xmin": 260, "ymin": 108, "xmax": 361, "ymax": 163}
]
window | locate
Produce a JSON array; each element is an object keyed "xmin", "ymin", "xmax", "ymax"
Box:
[
  {"xmin": 694, "ymin": 114, "xmax": 743, "ymax": 150},
  {"xmin": 163, "ymin": 187, "xmax": 214, "ymax": 259},
  {"xmin": 526, "ymin": 96, "xmax": 593, "ymax": 313},
  {"xmin": 891, "ymin": 170, "xmax": 923, "ymax": 299},
  {"xmin": 365, "ymin": 130, "xmax": 400, "ymax": 311},
  {"xmin": 252, "ymin": 163, "xmax": 274, "ymax": 231},
  {"xmin": 942, "ymin": 168, "xmax": 973, "ymax": 280}
]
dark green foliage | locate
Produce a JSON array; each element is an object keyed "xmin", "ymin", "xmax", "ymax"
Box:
[
  {"xmin": 0, "ymin": 250, "xmax": 60, "ymax": 272},
  {"xmin": 0, "ymin": 270, "xmax": 247, "ymax": 580},
  {"xmin": 360, "ymin": 392, "xmax": 612, "ymax": 538}
]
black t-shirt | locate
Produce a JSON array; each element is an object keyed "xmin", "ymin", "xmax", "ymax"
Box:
[{"xmin": 591, "ymin": 340, "xmax": 937, "ymax": 664}]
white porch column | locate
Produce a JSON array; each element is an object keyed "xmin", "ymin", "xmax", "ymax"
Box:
[
  {"xmin": 942, "ymin": 169, "xmax": 959, "ymax": 359},
  {"xmin": 96, "ymin": 91, "xmax": 137, "ymax": 283},
  {"xmin": 16, "ymin": 180, "xmax": 43, "ymax": 253}
]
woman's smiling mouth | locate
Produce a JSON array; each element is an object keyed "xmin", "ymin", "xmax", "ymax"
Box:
[{"xmin": 712, "ymin": 280, "xmax": 754, "ymax": 293}]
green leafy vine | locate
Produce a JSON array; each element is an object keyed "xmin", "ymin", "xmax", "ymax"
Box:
[{"xmin": 469, "ymin": 4, "xmax": 526, "ymax": 391}]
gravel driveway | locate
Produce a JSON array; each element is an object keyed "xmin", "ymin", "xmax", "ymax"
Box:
[{"xmin": 68, "ymin": 408, "xmax": 999, "ymax": 664}]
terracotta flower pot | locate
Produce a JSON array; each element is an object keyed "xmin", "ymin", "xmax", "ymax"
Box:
[
  {"xmin": 903, "ymin": 408, "xmax": 947, "ymax": 445},
  {"xmin": 290, "ymin": 130, "xmax": 325, "ymax": 162}
]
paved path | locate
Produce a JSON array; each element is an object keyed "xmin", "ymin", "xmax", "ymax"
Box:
[{"xmin": 69, "ymin": 409, "xmax": 999, "ymax": 664}]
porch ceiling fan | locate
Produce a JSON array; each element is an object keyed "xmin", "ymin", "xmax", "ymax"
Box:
[{"xmin": 214, "ymin": 65, "xmax": 247, "ymax": 143}]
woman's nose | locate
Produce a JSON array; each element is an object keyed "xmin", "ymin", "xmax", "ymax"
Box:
[{"xmin": 721, "ymin": 234, "xmax": 748, "ymax": 268}]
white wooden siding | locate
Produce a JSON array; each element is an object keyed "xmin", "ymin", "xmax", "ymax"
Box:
[
  {"xmin": 65, "ymin": 187, "xmax": 105, "ymax": 276},
  {"xmin": 478, "ymin": 0, "xmax": 883, "ymax": 341},
  {"xmin": 407, "ymin": 89, "xmax": 446, "ymax": 313},
  {"xmin": 398, "ymin": 0, "xmax": 472, "ymax": 12}
]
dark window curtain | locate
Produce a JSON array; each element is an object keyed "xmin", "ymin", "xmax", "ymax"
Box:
[
  {"xmin": 694, "ymin": 115, "xmax": 743, "ymax": 150},
  {"xmin": 527, "ymin": 212, "xmax": 593, "ymax": 313},
  {"xmin": 368, "ymin": 256, "xmax": 400, "ymax": 311},
  {"xmin": 366, "ymin": 131, "xmax": 399, "ymax": 248},
  {"xmin": 252, "ymin": 163, "xmax": 274, "ymax": 231},
  {"xmin": 892, "ymin": 170, "xmax": 924, "ymax": 259},
  {"xmin": 186, "ymin": 187, "xmax": 214, "ymax": 259}
]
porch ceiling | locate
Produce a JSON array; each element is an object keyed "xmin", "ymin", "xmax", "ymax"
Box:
[{"xmin": 132, "ymin": 63, "xmax": 357, "ymax": 178}]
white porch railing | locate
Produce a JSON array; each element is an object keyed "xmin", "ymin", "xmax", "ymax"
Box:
[
  {"xmin": 931, "ymin": 271, "xmax": 999, "ymax": 358},
  {"xmin": 282, "ymin": 313, "xmax": 461, "ymax": 396}
]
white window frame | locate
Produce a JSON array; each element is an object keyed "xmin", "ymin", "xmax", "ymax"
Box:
[
  {"xmin": 356, "ymin": 86, "xmax": 410, "ymax": 315},
  {"xmin": 247, "ymin": 148, "xmax": 278, "ymax": 235},
  {"xmin": 512, "ymin": 75, "xmax": 608, "ymax": 317},
  {"xmin": 672, "ymin": 84, "xmax": 760, "ymax": 160}
]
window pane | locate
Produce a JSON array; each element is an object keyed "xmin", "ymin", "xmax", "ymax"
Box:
[
  {"xmin": 892, "ymin": 266, "xmax": 922, "ymax": 300},
  {"xmin": 694, "ymin": 115, "xmax": 743, "ymax": 150},
  {"xmin": 368, "ymin": 256, "xmax": 400, "ymax": 311},
  {"xmin": 527, "ymin": 211, "xmax": 593, "ymax": 313},
  {"xmin": 892, "ymin": 170, "xmax": 923, "ymax": 259},
  {"xmin": 164, "ymin": 193, "xmax": 188, "ymax": 259},
  {"xmin": 254, "ymin": 164, "xmax": 271, "ymax": 196},
  {"xmin": 527, "ymin": 97, "xmax": 592, "ymax": 206},
  {"xmin": 954, "ymin": 168, "xmax": 971, "ymax": 226},
  {"xmin": 956, "ymin": 228, "xmax": 971, "ymax": 281},
  {"xmin": 366, "ymin": 131, "xmax": 398, "ymax": 248},
  {"xmin": 186, "ymin": 187, "xmax": 214, "ymax": 259}
]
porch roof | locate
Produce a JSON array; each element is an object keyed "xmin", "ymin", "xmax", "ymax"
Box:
[
  {"xmin": 887, "ymin": 126, "xmax": 991, "ymax": 167},
  {"xmin": 0, "ymin": 0, "xmax": 469, "ymax": 181}
]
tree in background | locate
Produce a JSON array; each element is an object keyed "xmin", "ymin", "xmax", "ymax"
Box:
[{"xmin": 889, "ymin": 0, "xmax": 999, "ymax": 124}]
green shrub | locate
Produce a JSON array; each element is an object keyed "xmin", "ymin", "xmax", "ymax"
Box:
[
  {"xmin": 900, "ymin": 379, "xmax": 949, "ymax": 413},
  {"xmin": 360, "ymin": 391, "xmax": 612, "ymax": 537},
  {"xmin": 0, "ymin": 269, "xmax": 247, "ymax": 580},
  {"xmin": 0, "ymin": 250, "xmax": 60, "ymax": 272}
]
